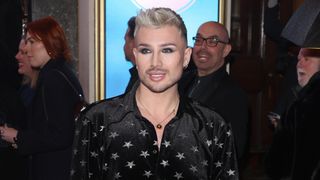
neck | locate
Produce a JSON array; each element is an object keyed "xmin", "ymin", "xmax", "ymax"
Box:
[{"xmin": 135, "ymin": 85, "xmax": 180, "ymax": 115}]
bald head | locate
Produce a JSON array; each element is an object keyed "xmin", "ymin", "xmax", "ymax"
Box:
[{"xmin": 197, "ymin": 21, "xmax": 229, "ymax": 43}]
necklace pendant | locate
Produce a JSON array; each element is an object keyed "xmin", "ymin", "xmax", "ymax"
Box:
[{"xmin": 156, "ymin": 124, "xmax": 162, "ymax": 129}]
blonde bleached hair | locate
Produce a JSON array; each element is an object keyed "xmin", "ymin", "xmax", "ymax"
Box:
[{"xmin": 134, "ymin": 7, "xmax": 188, "ymax": 46}]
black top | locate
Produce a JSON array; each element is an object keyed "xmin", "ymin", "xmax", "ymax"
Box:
[
  {"xmin": 179, "ymin": 66, "xmax": 249, "ymax": 160},
  {"xmin": 17, "ymin": 58, "xmax": 83, "ymax": 180},
  {"xmin": 71, "ymin": 84, "xmax": 239, "ymax": 180}
]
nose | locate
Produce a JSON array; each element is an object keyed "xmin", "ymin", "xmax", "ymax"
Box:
[{"xmin": 151, "ymin": 51, "xmax": 162, "ymax": 67}]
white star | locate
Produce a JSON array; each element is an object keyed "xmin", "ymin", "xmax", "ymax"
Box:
[
  {"xmin": 88, "ymin": 172, "xmax": 93, "ymax": 178},
  {"xmin": 173, "ymin": 172, "xmax": 183, "ymax": 179},
  {"xmin": 109, "ymin": 132, "xmax": 119, "ymax": 138},
  {"xmin": 226, "ymin": 151, "xmax": 232, "ymax": 158},
  {"xmin": 139, "ymin": 129, "xmax": 149, "ymax": 136},
  {"xmin": 102, "ymin": 163, "xmax": 108, "ymax": 171},
  {"xmin": 227, "ymin": 169, "xmax": 235, "ymax": 176},
  {"xmin": 206, "ymin": 139, "xmax": 212, "ymax": 147},
  {"xmin": 189, "ymin": 165, "xmax": 198, "ymax": 172},
  {"xmin": 153, "ymin": 140, "xmax": 158, "ymax": 146},
  {"xmin": 82, "ymin": 119, "xmax": 89, "ymax": 125},
  {"xmin": 217, "ymin": 143, "xmax": 223, "ymax": 149},
  {"xmin": 115, "ymin": 172, "xmax": 121, "ymax": 179},
  {"xmin": 111, "ymin": 153, "xmax": 119, "ymax": 160},
  {"xmin": 140, "ymin": 151, "xmax": 150, "ymax": 158},
  {"xmin": 100, "ymin": 146, "xmax": 105, "ymax": 152},
  {"xmin": 162, "ymin": 140, "xmax": 171, "ymax": 148},
  {"xmin": 126, "ymin": 161, "xmax": 136, "ymax": 169},
  {"xmin": 90, "ymin": 151, "xmax": 98, "ymax": 158},
  {"xmin": 213, "ymin": 136, "xmax": 219, "ymax": 143},
  {"xmin": 191, "ymin": 146, "xmax": 199, "ymax": 153},
  {"xmin": 160, "ymin": 160, "xmax": 169, "ymax": 167},
  {"xmin": 75, "ymin": 130, "xmax": 80, "ymax": 136},
  {"xmin": 123, "ymin": 141, "xmax": 133, "ymax": 149},
  {"xmin": 176, "ymin": 152, "xmax": 185, "ymax": 160},
  {"xmin": 81, "ymin": 139, "xmax": 89, "ymax": 146},
  {"xmin": 73, "ymin": 149, "xmax": 78, "ymax": 155},
  {"xmin": 143, "ymin": 170, "xmax": 153, "ymax": 178},
  {"xmin": 201, "ymin": 160, "xmax": 208, "ymax": 166},
  {"xmin": 214, "ymin": 161, "xmax": 222, "ymax": 167},
  {"xmin": 99, "ymin": 125, "xmax": 105, "ymax": 131},
  {"xmin": 226, "ymin": 130, "xmax": 232, "ymax": 136},
  {"xmin": 80, "ymin": 160, "xmax": 87, "ymax": 167},
  {"xmin": 92, "ymin": 132, "xmax": 97, "ymax": 137}
]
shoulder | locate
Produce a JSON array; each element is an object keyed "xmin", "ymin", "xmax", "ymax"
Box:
[{"xmin": 184, "ymin": 97, "xmax": 227, "ymax": 126}]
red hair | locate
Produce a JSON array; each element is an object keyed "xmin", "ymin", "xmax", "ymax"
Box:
[{"xmin": 26, "ymin": 16, "xmax": 71, "ymax": 61}]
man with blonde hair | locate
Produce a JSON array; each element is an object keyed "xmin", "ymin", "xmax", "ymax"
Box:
[{"xmin": 71, "ymin": 8, "xmax": 238, "ymax": 180}]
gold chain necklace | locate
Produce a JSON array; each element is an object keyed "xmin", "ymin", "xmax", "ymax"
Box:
[{"xmin": 137, "ymin": 97, "xmax": 179, "ymax": 129}]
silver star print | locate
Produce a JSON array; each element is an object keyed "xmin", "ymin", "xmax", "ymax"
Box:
[
  {"xmin": 139, "ymin": 130, "xmax": 149, "ymax": 136},
  {"xmin": 191, "ymin": 146, "xmax": 199, "ymax": 153},
  {"xmin": 201, "ymin": 160, "xmax": 208, "ymax": 166},
  {"xmin": 226, "ymin": 151, "xmax": 232, "ymax": 158},
  {"xmin": 80, "ymin": 160, "xmax": 87, "ymax": 167},
  {"xmin": 81, "ymin": 139, "xmax": 89, "ymax": 146},
  {"xmin": 140, "ymin": 151, "xmax": 150, "ymax": 158},
  {"xmin": 75, "ymin": 130, "xmax": 80, "ymax": 136},
  {"xmin": 206, "ymin": 139, "xmax": 212, "ymax": 147},
  {"xmin": 214, "ymin": 136, "xmax": 219, "ymax": 143},
  {"xmin": 160, "ymin": 160, "xmax": 169, "ymax": 167},
  {"xmin": 111, "ymin": 153, "xmax": 120, "ymax": 160},
  {"xmin": 123, "ymin": 141, "xmax": 133, "ymax": 149},
  {"xmin": 82, "ymin": 119, "xmax": 89, "ymax": 125},
  {"xmin": 176, "ymin": 152, "xmax": 185, "ymax": 160},
  {"xmin": 215, "ymin": 161, "xmax": 222, "ymax": 167},
  {"xmin": 173, "ymin": 172, "xmax": 183, "ymax": 179},
  {"xmin": 217, "ymin": 143, "xmax": 223, "ymax": 149},
  {"xmin": 109, "ymin": 132, "xmax": 119, "ymax": 138},
  {"xmin": 102, "ymin": 163, "xmax": 108, "ymax": 171},
  {"xmin": 143, "ymin": 170, "xmax": 152, "ymax": 178},
  {"xmin": 90, "ymin": 151, "xmax": 98, "ymax": 158},
  {"xmin": 227, "ymin": 169, "xmax": 235, "ymax": 176},
  {"xmin": 92, "ymin": 132, "xmax": 97, "ymax": 137},
  {"xmin": 226, "ymin": 130, "xmax": 232, "ymax": 136},
  {"xmin": 162, "ymin": 140, "xmax": 171, "ymax": 148},
  {"xmin": 115, "ymin": 172, "xmax": 121, "ymax": 179},
  {"xmin": 153, "ymin": 140, "xmax": 158, "ymax": 146},
  {"xmin": 126, "ymin": 161, "xmax": 136, "ymax": 169},
  {"xmin": 73, "ymin": 149, "xmax": 78, "ymax": 155},
  {"xmin": 189, "ymin": 165, "xmax": 198, "ymax": 172},
  {"xmin": 99, "ymin": 125, "xmax": 105, "ymax": 131}
]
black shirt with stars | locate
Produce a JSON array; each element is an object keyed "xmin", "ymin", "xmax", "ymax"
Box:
[{"xmin": 71, "ymin": 87, "xmax": 239, "ymax": 180}]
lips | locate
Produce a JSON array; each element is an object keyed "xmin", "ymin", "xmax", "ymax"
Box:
[{"xmin": 147, "ymin": 70, "xmax": 166, "ymax": 81}]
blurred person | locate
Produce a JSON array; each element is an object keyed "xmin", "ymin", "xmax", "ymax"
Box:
[
  {"xmin": 179, "ymin": 21, "xmax": 249, "ymax": 163},
  {"xmin": 71, "ymin": 8, "xmax": 239, "ymax": 180},
  {"xmin": 124, "ymin": 16, "xmax": 139, "ymax": 92},
  {"xmin": 265, "ymin": 48, "xmax": 320, "ymax": 179},
  {"xmin": 0, "ymin": 16, "xmax": 84, "ymax": 180}
]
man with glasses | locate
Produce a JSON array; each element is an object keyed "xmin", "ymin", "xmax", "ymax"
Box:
[{"xmin": 179, "ymin": 21, "xmax": 249, "ymax": 165}]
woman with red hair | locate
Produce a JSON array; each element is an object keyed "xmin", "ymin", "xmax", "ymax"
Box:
[{"xmin": 0, "ymin": 16, "xmax": 83, "ymax": 180}]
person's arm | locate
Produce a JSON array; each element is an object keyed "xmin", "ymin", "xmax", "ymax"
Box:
[
  {"xmin": 211, "ymin": 121, "xmax": 239, "ymax": 180},
  {"xmin": 71, "ymin": 108, "xmax": 106, "ymax": 180}
]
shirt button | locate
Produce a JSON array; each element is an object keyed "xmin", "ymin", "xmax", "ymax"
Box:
[{"xmin": 152, "ymin": 149, "xmax": 158, "ymax": 154}]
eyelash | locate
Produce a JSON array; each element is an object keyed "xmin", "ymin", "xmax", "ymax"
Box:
[{"xmin": 138, "ymin": 48, "xmax": 174, "ymax": 54}]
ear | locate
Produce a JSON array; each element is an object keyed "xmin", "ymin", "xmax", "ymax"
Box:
[
  {"xmin": 183, "ymin": 47, "xmax": 192, "ymax": 68},
  {"xmin": 222, "ymin": 44, "xmax": 232, "ymax": 58}
]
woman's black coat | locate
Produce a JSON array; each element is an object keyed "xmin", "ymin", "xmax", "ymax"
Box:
[{"xmin": 16, "ymin": 58, "xmax": 83, "ymax": 180}]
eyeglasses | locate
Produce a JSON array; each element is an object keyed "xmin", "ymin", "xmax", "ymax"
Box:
[{"xmin": 192, "ymin": 36, "xmax": 229, "ymax": 47}]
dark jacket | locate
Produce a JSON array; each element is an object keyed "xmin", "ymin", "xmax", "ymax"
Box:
[
  {"xmin": 288, "ymin": 71, "xmax": 320, "ymax": 179},
  {"xmin": 179, "ymin": 66, "xmax": 249, "ymax": 160},
  {"xmin": 71, "ymin": 84, "xmax": 239, "ymax": 180},
  {"xmin": 16, "ymin": 59, "xmax": 83, "ymax": 180}
]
